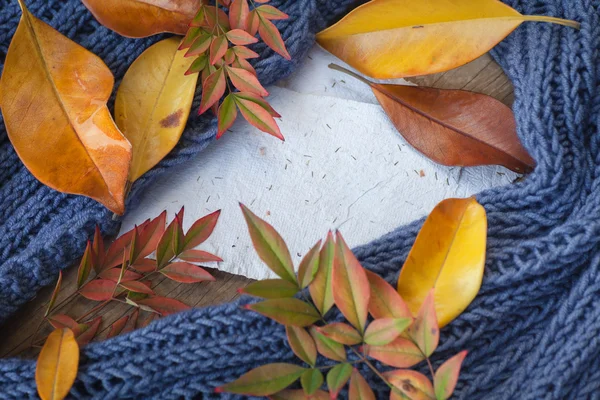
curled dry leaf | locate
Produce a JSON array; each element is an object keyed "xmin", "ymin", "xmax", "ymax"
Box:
[
  {"xmin": 82, "ymin": 0, "xmax": 200, "ymax": 38},
  {"xmin": 115, "ymin": 38, "xmax": 199, "ymax": 183},
  {"xmin": 36, "ymin": 328, "xmax": 79, "ymax": 400},
  {"xmin": 397, "ymin": 198, "xmax": 486, "ymax": 327},
  {"xmin": 329, "ymin": 64, "xmax": 534, "ymax": 173},
  {"xmin": 317, "ymin": 0, "xmax": 579, "ymax": 79},
  {"xmin": 0, "ymin": 0, "xmax": 132, "ymax": 214}
]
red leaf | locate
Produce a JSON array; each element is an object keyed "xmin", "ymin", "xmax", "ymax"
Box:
[
  {"xmin": 120, "ymin": 280, "xmax": 155, "ymax": 295},
  {"xmin": 256, "ymin": 5, "xmax": 289, "ymax": 20},
  {"xmin": 239, "ymin": 279, "xmax": 299, "ymax": 299},
  {"xmin": 186, "ymin": 54, "xmax": 208, "ymax": 76},
  {"xmin": 76, "ymin": 316, "xmax": 102, "ymax": 346},
  {"xmin": 209, "ymin": 35, "xmax": 228, "ymax": 65},
  {"xmin": 45, "ymin": 271, "xmax": 62, "ymax": 318},
  {"xmin": 234, "ymin": 92, "xmax": 281, "ymax": 117},
  {"xmin": 99, "ymin": 268, "xmax": 142, "ymax": 282},
  {"xmin": 106, "ymin": 314, "xmax": 129, "ymax": 339},
  {"xmin": 332, "ymin": 232, "xmax": 370, "ymax": 333},
  {"xmin": 179, "ymin": 249, "xmax": 223, "ymax": 263},
  {"xmin": 434, "ymin": 351, "xmax": 468, "ymax": 400},
  {"xmin": 218, "ymin": 94, "xmax": 238, "ymax": 138},
  {"xmin": 79, "ymin": 279, "xmax": 117, "ymax": 301},
  {"xmin": 77, "ymin": 241, "xmax": 94, "ymax": 289},
  {"xmin": 226, "ymin": 66, "xmax": 268, "ymax": 96},
  {"xmin": 232, "ymin": 45, "xmax": 259, "ymax": 59},
  {"xmin": 407, "ymin": 290, "xmax": 439, "ymax": 358},
  {"xmin": 179, "ymin": 27, "xmax": 203, "ymax": 50},
  {"xmin": 184, "ymin": 209, "xmax": 221, "ymax": 250},
  {"xmin": 297, "ymin": 240, "xmax": 321, "ymax": 289},
  {"xmin": 134, "ymin": 211, "xmax": 167, "ymax": 262},
  {"xmin": 365, "ymin": 270, "xmax": 412, "ymax": 320},
  {"xmin": 316, "ymin": 322, "xmax": 362, "ymax": 346},
  {"xmin": 363, "ymin": 318, "xmax": 412, "ymax": 346},
  {"xmin": 364, "ymin": 337, "xmax": 424, "ymax": 368},
  {"xmin": 199, "ymin": 67, "xmax": 226, "ymax": 115},
  {"xmin": 102, "ymin": 229, "xmax": 135, "ymax": 271},
  {"xmin": 286, "ymin": 326, "xmax": 317, "ymax": 367},
  {"xmin": 258, "ymin": 18, "xmax": 291, "ymax": 60},
  {"xmin": 121, "ymin": 308, "xmax": 139, "ymax": 334},
  {"xmin": 185, "ymin": 33, "xmax": 212, "ymax": 57},
  {"xmin": 156, "ymin": 212, "xmax": 180, "ymax": 268},
  {"xmin": 226, "ymin": 29, "xmax": 259, "ymax": 45},
  {"xmin": 131, "ymin": 258, "xmax": 157, "ymax": 273},
  {"xmin": 385, "ymin": 370, "xmax": 435, "ymax": 400},
  {"xmin": 349, "ymin": 369, "xmax": 375, "ymax": 400},
  {"xmin": 47, "ymin": 314, "xmax": 80, "ymax": 335},
  {"xmin": 91, "ymin": 225, "xmax": 104, "ymax": 271},
  {"xmin": 309, "ymin": 231, "xmax": 335, "ymax": 315},
  {"xmin": 136, "ymin": 297, "xmax": 190, "ymax": 316},
  {"xmin": 161, "ymin": 262, "xmax": 216, "ymax": 283},
  {"xmin": 216, "ymin": 363, "xmax": 305, "ymax": 396},
  {"xmin": 232, "ymin": 57, "xmax": 257, "ymax": 75},
  {"xmin": 247, "ymin": 10, "xmax": 259, "ymax": 36},
  {"xmin": 309, "ymin": 327, "xmax": 347, "ymax": 362},
  {"xmin": 235, "ymin": 97, "xmax": 283, "ymax": 139},
  {"xmin": 248, "ymin": 299, "xmax": 320, "ymax": 327},
  {"xmin": 229, "ymin": 0, "xmax": 249, "ymax": 30},
  {"xmin": 327, "ymin": 363, "xmax": 352, "ymax": 399}
]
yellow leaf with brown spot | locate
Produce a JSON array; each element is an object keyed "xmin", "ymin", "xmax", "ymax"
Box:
[
  {"xmin": 36, "ymin": 328, "xmax": 79, "ymax": 400},
  {"xmin": 397, "ymin": 198, "xmax": 487, "ymax": 327},
  {"xmin": 115, "ymin": 37, "xmax": 199, "ymax": 183},
  {"xmin": 317, "ymin": 0, "xmax": 579, "ymax": 79},
  {"xmin": 0, "ymin": 0, "xmax": 131, "ymax": 214}
]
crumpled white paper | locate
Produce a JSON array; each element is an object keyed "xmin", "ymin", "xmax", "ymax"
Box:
[{"xmin": 120, "ymin": 46, "xmax": 516, "ymax": 280}]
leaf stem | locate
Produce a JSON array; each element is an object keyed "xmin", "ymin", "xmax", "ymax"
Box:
[
  {"xmin": 521, "ymin": 15, "xmax": 580, "ymax": 29},
  {"xmin": 328, "ymin": 64, "xmax": 373, "ymax": 87}
]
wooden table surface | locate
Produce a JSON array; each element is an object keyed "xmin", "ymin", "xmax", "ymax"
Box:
[{"xmin": 1, "ymin": 53, "xmax": 512, "ymax": 360}]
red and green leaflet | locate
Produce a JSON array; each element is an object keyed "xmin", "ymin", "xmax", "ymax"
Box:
[
  {"xmin": 224, "ymin": 205, "xmax": 468, "ymax": 398},
  {"xmin": 182, "ymin": 0, "xmax": 289, "ymax": 139},
  {"xmin": 38, "ymin": 209, "xmax": 222, "ymax": 348}
]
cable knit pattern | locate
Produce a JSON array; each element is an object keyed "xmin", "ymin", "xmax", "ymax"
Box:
[{"xmin": 0, "ymin": 0, "xmax": 598, "ymax": 398}]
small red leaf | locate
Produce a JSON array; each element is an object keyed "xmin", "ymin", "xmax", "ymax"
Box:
[
  {"xmin": 106, "ymin": 314, "xmax": 129, "ymax": 339},
  {"xmin": 247, "ymin": 10, "xmax": 259, "ymax": 36},
  {"xmin": 91, "ymin": 225, "xmax": 104, "ymax": 271},
  {"xmin": 209, "ymin": 35, "xmax": 228, "ymax": 65},
  {"xmin": 45, "ymin": 271, "xmax": 62, "ymax": 318},
  {"xmin": 239, "ymin": 279, "xmax": 299, "ymax": 299},
  {"xmin": 131, "ymin": 258, "xmax": 157, "ymax": 273},
  {"xmin": 332, "ymin": 232, "xmax": 370, "ymax": 333},
  {"xmin": 179, "ymin": 249, "xmax": 223, "ymax": 263},
  {"xmin": 199, "ymin": 67, "xmax": 226, "ymax": 115},
  {"xmin": 120, "ymin": 280, "xmax": 155, "ymax": 295},
  {"xmin": 349, "ymin": 369, "xmax": 375, "ymax": 400},
  {"xmin": 156, "ymin": 214, "xmax": 180, "ymax": 268},
  {"xmin": 247, "ymin": 298, "xmax": 320, "ymax": 327},
  {"xmin": 309, "ymin": 231, "xmax": 335, "ymax": 315},
  {"xmin": 364, "ymin": 337, "xmax": 424, "ymax": 368},
  {"xmin": 136, "ymin": 297, "xmax": 190, "ymax": 316},
  {"xmin": 102, "ymin": 228, "xmax": 136, "ymax": 271},
  {"xmin": 434, "ymin": 351, "xmax": 468, "ymax": 400},
  {"xmin": 366, "ymin": 270, "xmax": 412, "ymax": 320},
  {"xmin": 217, "ymin": 363, "xmax": 305, "ymax": 396},
  {"xmin": 226, "ymin": 66, "xmax": 268, "ymax": 96},
  {"xmin": 179, "ymin": 27, "xmax": 203, "ymax": 50},
  {"xmin": 121, "ymin": 308, "xmax": 139, "ymax": 334},
  {"xmin": 256, "ymin": 5, "xmax": 289, "ymax": 20},
  {"xmin": 235, "ymin": 97, "xmax": 283, "ymax": 139},
  {"xmin": 316, "ymin": 323, "xmax": 362, "ymax": 346},
  {"xmin": 408, "ymin": 290, "xmax": 439, "ymax": 358},
  {"xmin": 134, "ymin": 211, "xmax": 167, "ymax": 261},
  {"xmin": 184, "ymin": 209, "xmax": 221, "ymax": 251},
  {"xmin": 226, "ymin": 29, "xmax": 259, "ymax": 45},
  {"xmin": 77, "ymin": 241, "xmax": 94, "ymax": 289},
  {"xmin": 185, "ymin": 33, "xmax": 212, "ymax": 57},
  {"xmin": 363, "ymin": 318, "xmax": 412, "ymax": 346},
  {"xmin": 234, "ymin": 92, "xmax": 281, "ymax": 117},
  {"xmin": 229, "ymin": 0, "xmax": 249, "ymax": 30},
  {"xmin": 309, "ymin": 327, "xmax": 347, "ymax": 362},
  {"xmin": 297, "ymin": 240, "xmax": 321, "ymax": 289},
  {"xmin": 385, "ymin": 370, "xmax": 435, "ymax": 400},
  {"xmin": 286, "ymin": 326, "xmax": 317, "ymax": 366},
  {"xmin": 79, "ymin": 279, "xmax": 117, "ymax": 301},
  {"xmin": 258, "ymin": 18, "xmax": 291, "ymax": 60},
  {"xmin": 232, "ymin": 57, "xmax": 257, "ymax": 75},
  {"xmin": 99, "ymin": 268, "xmax": 142, "ymax": 282},
  {"xmin": 76, "ymin": 316, "xmax": 102, "ymax": 346},
  {"xmin": 47, "ymin": 314, "xmax": 80, "ymax": 335},
  {"xmin": 161, "ymin": 262, "xmax": 216, "ymax": 283},
  {"xmin": 232, "ymin": 45, "xmax": 259, "ymax": 59},
  {"xmin": 327, "ymin": 363, "xmax": 352, "ymax": 399}
]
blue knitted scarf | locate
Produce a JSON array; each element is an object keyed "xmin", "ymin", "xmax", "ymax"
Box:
[{"xmin": 1, "ymin": 0, "xmax": 599, "ymax": 398}]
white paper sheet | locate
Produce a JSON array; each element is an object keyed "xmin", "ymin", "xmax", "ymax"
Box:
[{"xmin": 120, "ymin": 46, "xmax": 516, "ymax": 280}]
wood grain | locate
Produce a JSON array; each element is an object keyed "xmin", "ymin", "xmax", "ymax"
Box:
[{"xmin": 406, "ymin": 54, "xmax": 514, "ymax": 107}]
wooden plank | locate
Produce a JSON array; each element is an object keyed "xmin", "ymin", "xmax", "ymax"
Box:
[
  {"xmin": 1, "ymin": 262, "xmax": 253, "ymax": 359},
  {"xmin": 406, "ymin": 53, "xmax": 514, "ymax": 106}
]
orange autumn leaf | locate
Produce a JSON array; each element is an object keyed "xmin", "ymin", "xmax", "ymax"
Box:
[
  {"xmin": 0, "ymin": 0, "xmax": 131, "ymax": 214},
  {"xmin": 82, "ymin": 0, "xmax": 199, "ymax": 38},
  {"xmin": 36, "ymin": 328, "xmax": 79, "ymax": 400}
]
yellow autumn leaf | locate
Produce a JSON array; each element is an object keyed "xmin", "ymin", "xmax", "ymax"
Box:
[
  {"xmin": 397, "ymin": 197, "xmax": 486, "ymax": 327},
  {"xmin": 36, "ymin": 328, "xmax": 80, "ymax": 400},
  {"xmin": 0, "ymin": 0, "xmax": 132, "ymax": 214},
  {"xmin": 316, "ymin": 0, "xmax": 579, "ymax": 79},
  {"xmin": 115, "ymin": 37, "xmax": 199, "ymax": 183}
]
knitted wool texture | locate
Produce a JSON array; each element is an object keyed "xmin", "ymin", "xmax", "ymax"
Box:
[{"xmin": 0, "ymin": 0, "xmax": 599, "ymax": 399}]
